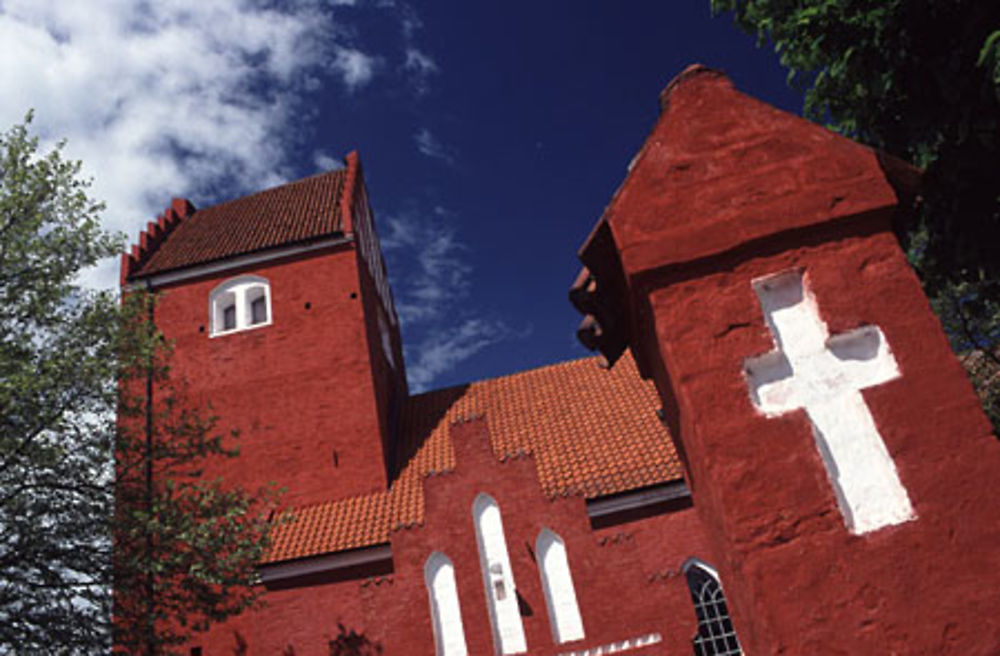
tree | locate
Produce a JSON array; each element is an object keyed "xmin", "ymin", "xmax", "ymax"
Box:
[
  {"xmin": 0, "ymin": 114, "xmax": 121, "ymax": 652},
  {"xmin": 711, "ymin": 0, "xmax": 1000, "ymax": 429},
  {"xmin": 0, "ymin": 116, "xmax": 278, "ymax": 654}
]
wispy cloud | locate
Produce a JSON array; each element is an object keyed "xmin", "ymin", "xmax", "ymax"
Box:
[
  {"xmin": 333, "ymin": 46, "xmax": 380, "ymax": 90},
  {"xmin": 406, "ymin": 320, "xmax": 516, "ymax": 391},
  {"xmin": 382, "ymin": 210, "xmax": 518, "ymax": 390},
  {"xmin": 312, "ymin": 151, "xmax": 347, "ymax": 173},
  {"xmin": 413, "ymin": 128, "xmax": 455, "ymax": 163},
  {"xmin": 0, "ymin": 0, "xmax": 379, "ymax": 288},
  {"xmin": 403, "ymin": 48, "xmax": 438, "ymax": 95}
]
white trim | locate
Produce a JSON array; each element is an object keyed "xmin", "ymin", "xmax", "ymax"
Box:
[
  {"xmin": 126, "ymin": 235, "xmax": 352, "ymax": 289},
  {"xmin": 256, "ymin": 544, "xmax": 391, "ymax": 584},
  {"xmin": 425, "ymin": 552, "xmax": 469, "ymax": 656},
  {"xmin": 585, "ymin": 481, "xmax": 690, "ymax": 519},
  {"xmin": 681, "ymin": 556, "xmax": 719, "ymax": 580},
  {"xmin": 557, "ymin": 633, "xmax": 662, "ymax": 656},
  {"xmin": 536, "ymin": 529, "xmax": 585, "ymax": 644},
  {"xmin": 473, "ymin": 493, "xmax": 527, "ymax": 655}
]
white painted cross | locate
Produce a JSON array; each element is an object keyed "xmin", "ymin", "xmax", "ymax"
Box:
[{"xmin": 744, "ymin": 270, "xmax": 915, "ymax": 535}]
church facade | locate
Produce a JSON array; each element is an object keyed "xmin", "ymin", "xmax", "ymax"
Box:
[{"xmin": 121, "ymin": 67, "xmax": 1000, "ymax": 655}]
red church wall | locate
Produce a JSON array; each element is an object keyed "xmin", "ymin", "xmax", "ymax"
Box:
[
  {"xmin": 151, "ymin": 243, "xmax": 391, "ymax": 507},
  {"xmin": 643, "ymin": 226, "xmax": 1000, "ymax": 654},
  {"xmin": 581, "ymin": 67, "xmax": 1000, "ymax": 654},
  {"xmin": 188, "ymin": 417, "xmax": 720, "ymax": 655}
]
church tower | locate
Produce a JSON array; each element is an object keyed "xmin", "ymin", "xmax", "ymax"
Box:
[{"xmin": 121, "ymin": 152, "xmax": 406, "ymax": 506}]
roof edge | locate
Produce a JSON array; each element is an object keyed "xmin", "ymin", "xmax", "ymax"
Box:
[
  {"xmin": 658, "ymin": 64, "xmax": 730, "ymax": 114},
  {"xmin": 339, "ymin": 151, "xmax": 361, "ymax": 233}
]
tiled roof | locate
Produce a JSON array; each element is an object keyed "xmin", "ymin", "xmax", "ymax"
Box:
[
  {"xmin": 128, "ymin": 168, "xmax": 348, "ymax": 278},
  {"xmin": 265, "ymin": 352, "xmax": 683, "ymax": 564}
]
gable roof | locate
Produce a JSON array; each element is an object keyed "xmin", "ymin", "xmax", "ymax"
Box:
[
  {"xmin": 125, "ymin": 167, "xmax": 350, "ymax": 280},
  {"xmin": 264, "ymin": 352, "xmax": 683, "ymax": 564}
]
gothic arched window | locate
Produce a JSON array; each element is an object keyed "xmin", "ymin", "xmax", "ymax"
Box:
[
  {"xmin": 536, "ymin": 529, "xmax": 585, "ymax": 644},
  {"xmin": 424, "ymin": 552, "xmax": 468, "ymax": 656},
  {"xmin": 683, "ymin": 559, "xmax": 743, "ymax": 656},
  {"xmin": 209, "ymin": 275, "xmax": 271, "ymax": 336},
  {"xmin": 472, "ymin": 493, "xmax": 527, "ymax": 655}
]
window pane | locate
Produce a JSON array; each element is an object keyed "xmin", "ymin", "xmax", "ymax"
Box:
[
  {"xmin": 251, "ymin": 295, "xmax": 267, "ymax": 324},
  {"xmin": 685, "ymin": 564, "xmax": 742, "ymax": 656},
  {"xmin": 223, "ymin": 304, "xmax": 236, "ymax": 331}
]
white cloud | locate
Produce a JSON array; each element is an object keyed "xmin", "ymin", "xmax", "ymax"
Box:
[
  {"xmin": 313, "ymin": 151, "xmax": 346, "ymax": 172},
  {"xmin": 413, "ymin": 128, "xmax": 454, "ymax": 163},
  {"xmin": 0, "ymin": 0, "xmax": 376, "ymax": 288},
  {"xmin": 333, "ymin": 46, "xmax": 379, "ymax": 90}
]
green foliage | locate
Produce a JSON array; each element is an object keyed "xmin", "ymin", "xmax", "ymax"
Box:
[
  {"xmin": 113, "ymin": 296, "xmax": 282, "ymax": 654},
  {"xmin": 0, "ymin": 114, "xmax": 120, "ymax": 652},
  {"xmin": 0, "ymin": 116, "xmax": 278, "ymax": 654},
  {"xmin": 712, "ymin": 0, "xmax": 1000, "ymax": 430}
]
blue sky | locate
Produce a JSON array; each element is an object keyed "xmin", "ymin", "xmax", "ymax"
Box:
[{"xmin": 0, "ymin": 1, "xmax": 801, "ymax": 392}]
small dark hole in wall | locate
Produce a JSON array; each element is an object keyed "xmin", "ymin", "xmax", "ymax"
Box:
[
  {"xmin": 333, "ymin": 450, "xmax": 339, "ymax": 467},
  {"xmin": 198, "ymin": 325, "xmax": 205, "ymax": 333},
  {"xmin": 190, "ymin": 648, "xmax": 202, "ymax": 656},
  {"xmin": 350, "ymin": 292, "xmax": 358, "ymax": 299},
  {"xmin": 304, "ymin": 302, "xmax": 312, "ymax": 310}
]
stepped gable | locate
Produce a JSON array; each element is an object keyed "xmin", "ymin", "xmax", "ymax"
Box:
[
  {"xmin": 119, "ymin": 198, "xmax": 195, "ymax": 285},
  {"xmin": 123, "ymin": 161, "xmax": 355, "ymax": 282},
  {"xmin": 264, "ymin": 352, "xmax": 683, "ymax": 563}
]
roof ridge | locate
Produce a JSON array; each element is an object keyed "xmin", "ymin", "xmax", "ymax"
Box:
[
  {"xmin": 194, "ymin": 167, "xmax": 346, "ymax": 217},
  {"xmin": 408, "ymin": 354, "xmax": 611, "ymax": 400}
]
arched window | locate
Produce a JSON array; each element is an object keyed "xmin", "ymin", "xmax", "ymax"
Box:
[
  {"xmin": 472, "ymin": 494, "xmax": 527, "ymax": 655},
  {"xmin": 536, "ymin": 529, "xmax": 584, "ymax": 644},
  {"xmin": 682, "ymin": 559, "xmax": 743, "ymax": 656},
  {"xmin": 209, "ymin": 275, "xmax": 271, "ymax": 336},
  {"xmin": 424, "ymin": 552, "xmax": 468, "ymax": 656}
]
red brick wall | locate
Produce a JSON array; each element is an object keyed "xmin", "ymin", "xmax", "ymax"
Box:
[
  {"xmin": 187, "ymin": 417, "xmax": 722, "ymax": 655},
  {"xmin": 152, "ymin": 243, "xmax": 390, "ymax": 507}
]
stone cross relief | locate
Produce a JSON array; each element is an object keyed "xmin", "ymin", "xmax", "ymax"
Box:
[{"xmin": 743, "ymin": 270, "xmax": 915, "ymax": 535}]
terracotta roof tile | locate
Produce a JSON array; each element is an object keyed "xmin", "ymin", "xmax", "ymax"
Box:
[
  {"xmin": 128, "ymin": 168, "xmax": 348, "ymax": 278},
  {"xmin": 263, "ymin": 352, "xmax": 683, "ymax": 564}
]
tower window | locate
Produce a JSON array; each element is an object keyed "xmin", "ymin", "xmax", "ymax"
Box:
[
  {"xmin": 209, "ymin": 275, "xmax": 272, "ymax": 336},
  {"xmin": 223, "ymin": 303, "xmax": 237, "ymax": 331},
  {"xmin": 250, "ymin": 293, "xmax": 268, "ymax": 325}
]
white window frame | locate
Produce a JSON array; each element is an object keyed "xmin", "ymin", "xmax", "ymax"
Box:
[
  {"xmin": 425, "ymin": 552, "xmax": 469, "ymax": 656},
  {"xmin": 209, "ymin": 275, "xmax": 272, "ymax": 337},
  {"xmin": 536, "ymin": 528, "xmax": 585, "ymax": 644},
  {"xmin": 472, "ymin": 493, "xmax": 527, "ymax": 655}
]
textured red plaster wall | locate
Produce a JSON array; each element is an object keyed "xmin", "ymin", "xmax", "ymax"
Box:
[
  {"xmin": 152, "ymin": 244, "xmax": 389, "ymax": 507},
  {"xmin": 643, "ymin": 226, "xmax": 1000, "ymax": 654}
]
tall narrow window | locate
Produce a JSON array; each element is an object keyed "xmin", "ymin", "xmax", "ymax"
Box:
[
  {"xmin": 683, "ymin": 559, "xmax": 742, "ymax": 656},
  {"xmin": 536, "ymin": 529, "xmax": 584, "ymax": 644},
  {"xmin": 425, "ymin": 553, "xmax": 468, "ymax": 656},
  {"xmin": 472, "ymin": 494, "xmax": 527, "ymax": 655},
  {"xmin": 209, "ymin": 275, "xmax": 271, "ymax": 336}
]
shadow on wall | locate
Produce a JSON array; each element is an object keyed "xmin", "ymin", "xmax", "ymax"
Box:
[{"xmin": 328, "ymin": 623, "xmax": 384, "ymax": 656}]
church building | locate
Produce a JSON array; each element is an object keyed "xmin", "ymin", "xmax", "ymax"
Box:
[{"xmin": 121, "ymin": 66, "xmax": 1000, "ymax": 655}]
